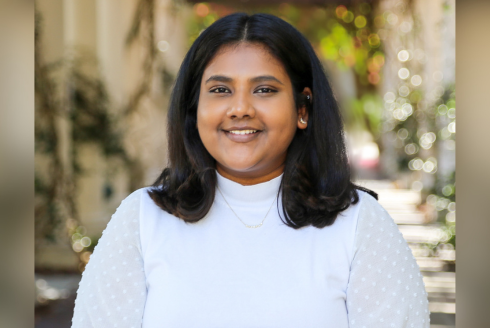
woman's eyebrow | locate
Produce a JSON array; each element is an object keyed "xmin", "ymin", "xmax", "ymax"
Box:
[
  {"xmin": 204, "ymin": 75, "xmax": 284, "ymax": 85},
  {"xmin": 205, "ymin": 75, "xmax": 233, "ymax": 84},
  {"xmin": 249, "ymin": 75, "xmax": 284, "ymax": 85}
]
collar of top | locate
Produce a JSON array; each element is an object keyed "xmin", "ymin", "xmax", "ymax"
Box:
[{"xmin": 215, "ymin": 171, "xmax": 283, "ymax": 205}]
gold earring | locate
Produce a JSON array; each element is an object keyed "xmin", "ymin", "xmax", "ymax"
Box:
[{"xmin": 300, "ymin": 117, "xmax": 307, "ymax": 124}]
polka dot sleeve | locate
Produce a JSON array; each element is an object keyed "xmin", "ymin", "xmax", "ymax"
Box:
[
  {"xmin": 71, "ymin": 189, "xmax": 147, "ymax": 328},
  {"xmin": 346, "ymin": 193, "xmax": 430, "ymax": 328}
]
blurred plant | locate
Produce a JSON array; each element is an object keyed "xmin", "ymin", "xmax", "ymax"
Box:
[
  {"xmin": 124, "ymin": 0, "xmax": 156, "ymax": 116},
  {"xmin": 35, "ymin": 12, "xmax": 131, "ymax": 269},
  {"xmin": 348, "ymin": 93, "xmax": 384, "ymax": 135},
  {"xmin": 187, "ymin": 1, "xmax": 386, "ymax": 136},
  {"xmin": 35, "ymin": 11, "xmax": 78, "ymax": 247},
  {"xmin": 125, "ymin": 0, "xmax": 181, "ymax": 99},
  {"xmin": 379, "ymin": 0, "xmax": 455, "ymax": 250},
  {"xmin": 425, "ymin": 87, "xmax": 455, "ymax": 230},
  {"xmin": 124, "ymin": 0, "xmax": 182, "ymax": 189}
]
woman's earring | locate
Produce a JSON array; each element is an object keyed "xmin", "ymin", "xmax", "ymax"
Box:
[
  {"xmin": 300, "ymin": 117, "xmax": 307, "ymax": 124},
  {"xmin": 306, "ymin": 95, "xmax": 310, "ymax": 101}
]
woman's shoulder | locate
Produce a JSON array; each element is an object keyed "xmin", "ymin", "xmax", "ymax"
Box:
[
  {"xmin": 102, "ymin": 188, "xmax": 146, "ymax": 234},
  {"xmin": 335, "ymin": 189, "xmax": 378, "ymax": 224},
  {"xmin": 118, "ymin": 187, "xmax": 146, "ymax": 206},
  {"xmin": 128, "ymin": 186, "xmax": 183, "ymax": 229},
  {"xmin": 353, "ymin": 189, "xmax": 405, "ymax": 246},
  {"xmin": 107, "ymin": 187, "xmax": 165, "ymax": 227},
  {"xmin": 355, "ymin": 189, "xmax": 393, "ymax": 224},
  {"xmin": 118, "ymin": 186, "xmax": 164, "ymax": 209},
  {"xmin": 338, "ymin": 189, "xmax": 394, "ymax": 240},
  {"xmin": 105, "ymin": 187, "xmax": 176, "ymax": 254}
]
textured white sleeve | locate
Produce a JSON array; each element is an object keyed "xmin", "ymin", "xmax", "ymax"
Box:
[
  {"xmin": 71, "ymin": 189, "xmax": 147, "ymax": 328},
  {"xmin": 346, "ymin": 193, "xmax": 430, "ymax": 328}
]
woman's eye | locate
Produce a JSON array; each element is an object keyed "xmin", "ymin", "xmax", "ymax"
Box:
[
  {"xmin": 255, "ymin": 88, "xmax": 276, "ymax": 94},
  {"xmin": 211, "ymin": 87, "xmax": 229, "ymax": 93}
]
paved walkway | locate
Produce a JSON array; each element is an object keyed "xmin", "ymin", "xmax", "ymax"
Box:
[{"xmin": 35, "ymin": 274, "xmax": 80, "ymax": 328}]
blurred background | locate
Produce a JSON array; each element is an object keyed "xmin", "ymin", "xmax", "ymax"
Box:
[{"xmin": 34, "ymin": 0, "xmax": 455, "ymax": 327}]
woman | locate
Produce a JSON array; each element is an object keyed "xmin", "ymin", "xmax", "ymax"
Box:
[{"xmin": 72, "ymin": 13, "xmax": 430, "ymax": 327}]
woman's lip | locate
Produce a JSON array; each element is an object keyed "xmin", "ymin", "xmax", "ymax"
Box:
[{"xmin": 222, "ymin": 130, "xmax": 262, "ymax": 143}]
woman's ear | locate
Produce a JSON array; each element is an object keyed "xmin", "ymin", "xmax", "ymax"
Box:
[{"xmin": 297, "ymin": 87, "xmax": 312, "ymax": 130}]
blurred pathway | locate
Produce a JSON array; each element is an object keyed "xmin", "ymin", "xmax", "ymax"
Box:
[
  {"xmin": 35, "ymin": 273, "xmax": 80, "ymax": 328},
  {"xmin": 360, "ymin": 180, "xmax": 456, "ymax": 328}
]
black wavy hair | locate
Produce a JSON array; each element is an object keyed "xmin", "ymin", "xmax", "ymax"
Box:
[{"xmin": 148, "ymin": 12, "xmax": 377, "ymax": 229}]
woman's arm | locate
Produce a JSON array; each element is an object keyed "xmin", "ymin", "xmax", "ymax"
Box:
[
  {"xmin": 346, "ymin": 193, "xmax": 430, "ymax": 327},
  {"xmin": 71, "ymin": 189, "xmax": 147, "ymax": 328}
]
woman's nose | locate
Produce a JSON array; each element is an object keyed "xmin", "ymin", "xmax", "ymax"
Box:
[{"xmin": 227, "ymin": 90, "xmax": 256, "ymax": 119}]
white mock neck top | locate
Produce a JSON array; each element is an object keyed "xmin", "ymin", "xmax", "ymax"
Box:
[{"xmin": 72, "ymin": 172, "xmax": 430, "ymax": 328}]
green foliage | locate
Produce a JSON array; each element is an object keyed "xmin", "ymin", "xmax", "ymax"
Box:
[
  {"xmin": 348, "ymin": 93, "xmax": 383, "ymax": 134},
  {"xmin": 69, "ymin": 68, "xmax": 128, "ymax": 160}
]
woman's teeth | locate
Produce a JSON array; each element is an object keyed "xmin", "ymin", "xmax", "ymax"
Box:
[{"xmin": 228, "ymin": 130, "xmax": 257, "ymax": 135}]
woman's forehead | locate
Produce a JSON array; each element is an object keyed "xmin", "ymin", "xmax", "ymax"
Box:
[{"xmin": 202, "ymin": 42, "xmax": 289, "ymax": 81}]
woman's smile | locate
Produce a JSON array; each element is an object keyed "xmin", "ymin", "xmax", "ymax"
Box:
[{"xmin": 222, "ymin": 128, "xmax": 262, "ymax": 142}]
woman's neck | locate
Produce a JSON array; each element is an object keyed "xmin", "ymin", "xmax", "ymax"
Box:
[{"xmin": 216, "ymin": 163, "xmax": 285, "ymax": 186}]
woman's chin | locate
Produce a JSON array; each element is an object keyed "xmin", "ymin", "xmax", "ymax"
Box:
[{"xmin": 217, "ymin": 161, "xmax": 261, "ymax": 175}]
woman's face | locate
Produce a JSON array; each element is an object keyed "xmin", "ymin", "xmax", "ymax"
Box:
[{"xmin": 197, "ymin": 42, "xmax": 310, "ymax": 184}]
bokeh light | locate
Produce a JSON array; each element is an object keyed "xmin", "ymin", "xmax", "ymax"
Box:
[
  {"xmin": 397, "ymin": 128, "xmax": 409, "ymax": 139},
  {"xmin": 448, "ymin": 122, "xmax": 456, "ymax": 133},
  {"xmin": 447, "ymin": 202, "xmax": 456, "ymax": 212},
  {"xmin": 438, "ymin": 104, "xmax": 448, "ymax": 115},
  {"xmin": 422, "ymin": 159, "xmax": 436, "ymax": 173},
  {"xmin": 433, "ymin": 71, "xmax": 444, "ymax": 82},
  {"xmin": 398, "ymin": 68, "xmax": 410, "ymax": 79},
  {"xmin": 194, "ymin": 3, "xmax": 210, "ymax": 17},
  {"xmin": 442, "ymin": 185, "xmax": 454, "ymax": 196},
  {"xmin": 447, "ymin": 108, "xmax": 456, "ymax": 119},
  {"xmin": 157, "ymin": 40, "xmax": 169, "ymax": 52},
  {"xmin": 368, "ymin": 33, "xmax": 380, "ymax": 47},
  {"xmin": 420, "ymin": 132, "xmax": 437, "ymax": 149},
  {"xmin": 335, "ymin": 5, "xmax": 347, "ymax": 19},
  {"xmin": 398, "ymin": 85, "xmax": 410, "ymax": 97},
  {"xmin": 80, "ymin": 236, "xmax": 91, "ymax": 248},
  {"xmin": 400, "ymin": 21, "xmax": 413, "ymax": 33},
  {"xmin": 446, "ymin": 212, "xmax": 455, "ymax": 223},
  {"xmin": 409, "ymin": 158, "xmax": 424, "ymax": 170},
  {"xmin": 411, "ymin": 180, "xmax": 423, "ymax": 191},
  {"xmin": 384, "ymin": 92, "xmax": 396, "ymax": 103},
  {"xmin": 405, "ymin": 143, "xmax": 418, "ymax": 155},
  {"xmin": 387, "ymin": 12, "xmax": 398, "ymax": 25},
  {"xmin": 397, "ymin": 50, "xmax": 410, "ymax": 62},
  {"xmin": 342, "ymin": 11, "xmax": 355, "ymax": 23},
  {"xmin": 411, "ymin": 75, "xmax": 422, "ymax": 86},
  {"xmin": 355, "ymin": 15, "xmax": 367, "ymax": 28},
  {"xmin": 440, "ymin": 127, "xmax": 451, "ymax": 139},
  {"xmin": 402, "ymin": 103, "xmax": 413, "ymax": 116}
]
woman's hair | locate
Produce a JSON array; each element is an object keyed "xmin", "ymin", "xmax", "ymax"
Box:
[{"xmin": 148, "ymin": 12, "xmax": 377, "ymax": 229}]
